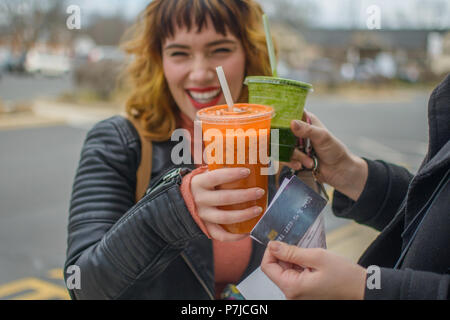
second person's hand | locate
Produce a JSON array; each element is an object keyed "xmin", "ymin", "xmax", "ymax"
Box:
[
  {"xmin": 289, "ymin": 111, "xmax": 368, "ymax": 201},
  {"xmin": 261, "ymin": 241, "xmax": 367, "ymax": 300}
]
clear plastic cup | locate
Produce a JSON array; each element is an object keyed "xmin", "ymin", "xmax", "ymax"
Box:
[
  {"xmin": 197, "ymin": 103, "xmax": 274, "ymax": 234},
  {"xmin": 244, "ymin": 76, "xmax": 313, "ymax": 162}
]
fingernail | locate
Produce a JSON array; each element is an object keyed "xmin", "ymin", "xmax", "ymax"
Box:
[
  {"xmin": 307, "ymin": 158, "xmax": 314, "ymax": 169},
  {"xmin": 240, "ymin": 168, "xmax": 251, "ymax": 176},
  {"xmin": 254, "ymin": 206, "xmax": 263, "ymax": 215},
  {"xmin": 269, "ymin": 241, "xmax": 281, "ymax": 252},
  {"xmin": 256, "ymin": 188, "xmax": 265, "ymax": 197}
]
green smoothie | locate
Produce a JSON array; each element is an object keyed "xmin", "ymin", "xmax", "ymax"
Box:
[{"xmin": 244, "ymin": 76, "xmax": 313, "ymax": 162}]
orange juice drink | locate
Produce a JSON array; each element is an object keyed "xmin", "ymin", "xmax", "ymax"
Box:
[{"xmin": 197, "ymin": 103, "xmax": 274, "ymax": 234}]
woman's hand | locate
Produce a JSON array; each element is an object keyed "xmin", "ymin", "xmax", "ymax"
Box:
[
  {"xmin": 190, "ymin": 167, "xmax": 265, "ymax": 241},
  {"xmin": 261, "ymin": 241, "xmax": 367, "ymax": 300},
  {"xmin": 288, "ymin": 111, "xmax": 368, "ymax": 201}
]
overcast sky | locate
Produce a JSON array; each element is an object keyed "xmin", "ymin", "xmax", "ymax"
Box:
[
  {"xmin": 77, "ymin": 0, "xmax": 449, "ymax": 29},
  {"xmin": 307, "ymin": 0, "xmax": 450, "ymax": 29},
  {"xmin": 34, "ymin": 0, "xmax": 450, "ymax": 29}
]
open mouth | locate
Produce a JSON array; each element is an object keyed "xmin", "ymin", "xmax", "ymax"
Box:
[{"xmin": 186, "ymin": 88, "xmax": 222, "ymax": 109}]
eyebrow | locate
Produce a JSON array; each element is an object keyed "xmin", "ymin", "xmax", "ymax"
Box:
[{"xmin": 163, "ymin": 39, "xmax": 237, "ymax": 50}]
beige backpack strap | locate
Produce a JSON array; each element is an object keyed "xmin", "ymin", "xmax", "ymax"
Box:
[{"xmin": 127, "ymin": 116, "xmax": 153, "ymax": 202}]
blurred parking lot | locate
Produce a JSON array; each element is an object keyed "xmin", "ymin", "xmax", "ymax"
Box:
[{"xmin": 0, "ymin": 0, "xmax": 447, "ymax": 300}]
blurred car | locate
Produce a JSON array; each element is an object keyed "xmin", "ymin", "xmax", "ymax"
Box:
[
  {"xmin": 4, "ymin": 52, "xmax": 27, "ymax": 74},
  {"xmin": 24, "ymin": 52, "xmax": 72, "ymax": 76}
]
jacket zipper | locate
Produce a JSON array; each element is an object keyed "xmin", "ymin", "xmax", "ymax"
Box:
[{"xmin": 181, "ymin": 252, "xmax": 214, "ymax": 300}]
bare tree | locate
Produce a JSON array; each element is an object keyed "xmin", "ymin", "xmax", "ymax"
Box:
[
  {"xmin": 1, "ymin": 0, "xmax": 65, "ymax": 54},
  {"xmin": 85, "ymin": 14, "xmax": 130, "ymax": 46}
]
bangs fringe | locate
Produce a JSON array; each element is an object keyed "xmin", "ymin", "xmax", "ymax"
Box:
[{"xmin": 157, "ymin": 0, "xmax": 247, "ymax": 41}]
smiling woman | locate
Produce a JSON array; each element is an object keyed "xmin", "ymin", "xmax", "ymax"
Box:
[{"xmin": 65, "ymin": 0, "xmax": 280, "ymax": 300}]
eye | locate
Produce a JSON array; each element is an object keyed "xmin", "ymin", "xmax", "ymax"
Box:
[
  {"xmin": 213, "ymin": 47, "xmax": 232, "ymax": 54},
  {"xmin": 170, "ymin": 51, "xmax": 189, "ymax": 57}
]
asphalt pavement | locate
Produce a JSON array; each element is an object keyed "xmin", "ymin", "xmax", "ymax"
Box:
[{"xmin": 0, "ymin": 73, "xmax": 74, "ymax": 103}]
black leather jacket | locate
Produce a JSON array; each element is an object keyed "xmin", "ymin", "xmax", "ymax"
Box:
[
  {"xmin": 64, "ymin": 116, "xmax": 277, "ymax": 299},
  {"xmin": 333, "ymin": 74, "xmax": 450, "ymax": 299}
]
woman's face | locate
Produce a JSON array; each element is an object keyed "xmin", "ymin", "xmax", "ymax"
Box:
[{"xmin": 162, "ymin": 18, "xmax": 246, "ymax": 121}]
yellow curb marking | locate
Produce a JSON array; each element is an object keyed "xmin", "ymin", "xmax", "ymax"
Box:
[{"xmin": 0, "ymin": 277, "xmax": 69, "ymax": 300}]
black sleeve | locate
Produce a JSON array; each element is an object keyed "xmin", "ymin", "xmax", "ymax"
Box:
[
  {"xmin": 64, "ymin": 118, "xmax": 203, "ymax": 299},
  {"xmin": 332, "ymin": 159, "xmax": 413, "ymax": 231},
  {"xmin": 365, "ymin": 267, "xmax": 450, "ymax": 300}
]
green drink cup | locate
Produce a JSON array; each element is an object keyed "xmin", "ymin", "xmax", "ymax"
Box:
[{"xmin": 244, "ymin": 76, "xmax": 313, "ymax": 162}]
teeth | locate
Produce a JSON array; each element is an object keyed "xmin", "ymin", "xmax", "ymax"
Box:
[{"xmin": 189, "ymin": 89, "xmax": 221, "ymax": 103}]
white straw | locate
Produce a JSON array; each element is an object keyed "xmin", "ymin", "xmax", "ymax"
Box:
[{"xmin": 216, "ymin": 66, "xmax": 234, "ymax": 112}]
